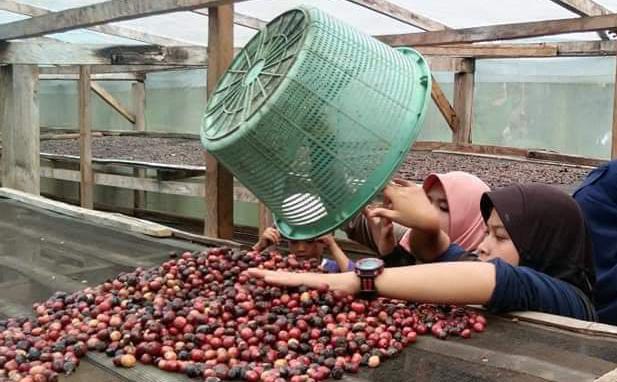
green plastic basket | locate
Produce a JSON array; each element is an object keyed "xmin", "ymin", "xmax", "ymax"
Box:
[{"xmin": 201, "ymin": 6, "xmax": 431, "ymax": 240}]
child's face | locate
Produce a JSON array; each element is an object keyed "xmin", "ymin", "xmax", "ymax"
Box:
[
  {"xmin": 426, "ymin": 182, "xmax": 450, "ymax": 235},
  {"xmin": 288, "ymin": 239, "xmax": 325, "ymax": 259},
  {"xmin": 476, "ymin": 209, "xmax": 520, "ymax": 265}
]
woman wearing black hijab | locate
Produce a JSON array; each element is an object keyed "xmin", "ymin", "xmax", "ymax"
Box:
[{"xmin": 249, "ymin": 181, "xmax": 597, "ymax": 321}]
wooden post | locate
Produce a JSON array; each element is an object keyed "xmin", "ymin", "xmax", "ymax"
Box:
[
  {"xmin": 453, "ymin": 58, "xmax": 475, "ymax": 144},
  {"xmin": 132, "ymin": 79, "xmax": 147, "ymax": 209},
  {"xmin": 204, "ymin": 4, "xmax": 234, "ymax": 239},
  {"xmin": 613, "ymin": 56, "xmax": 617, "ymax": 159},
  {"xmin": 0, "ymin": 64, "xmax": 40, "ymax": 194},
  {"xmin": 258, "ymin": 203, "xmax": 274, "ymax": 234},
  {"xmin": 79, "ymin": 65, "xmax": 94, "ymax": 209}
]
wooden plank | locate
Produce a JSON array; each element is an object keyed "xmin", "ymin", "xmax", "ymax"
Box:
[
  {"xmin": 430, "ymin": 76, "xmax": 459, "ymax": 133},
  {"xmin": 453, "ymin": 59, "xmax": 474, "ymax": 144},
  {"xmin": 0, "ymin": 42, "xmax": 211, "ymax": 65},
  {"xmin": 412, "ymin": 140, "xmax": 530, "ymax": 157},
  {"xmin": 400, "ymin": 41, "xmax": 617, "ymax": 58},
  {"xmin": 258, "ymin": 202, "xmax": 274, "ymax": 234},
  {"xmin": 548, "ymin": 0, "xmax": 613, "ymax": 40},
  {"xmin": 0, "ymin": 0, "xmax": 194, "ymax": 46},
  {"xmin": 527, "ymin": 150, "xmax": 606, "ymax": 167},
  {"xmin": 416, "ymin": 43, "xmax": 559, "ymax": 58},
  {"xmin": 613, "ymin": 55, "xmax": 617, "ymax": 159},
  {"xmin": 79, "ymin": 65, "xmax": 94, "ymax": 209},
  {"xmin": 91, "ymin": 81, "xmax": 136, "ymax": 124},
  {"xmin": 39, "ymin": 65, "xmax": 190, "ymax": 75},
  {"xmin": 0, "ymin": 187, "xmax": 172, "ymax": 237},
  {"xmin": 39, "ymin": 166, "xmax": 258, "ymax": 202},
  {"xmin": 40, "ymin": 73, "xmax": 143, "ymax": 81},
  {"xmin": 425, "ymin": 56, "xmax": 473, "ymax": 72},
  {"xmin": 0, "ymin": 64, "xmax": 40, "ymax": 195},
  {"xmin": 41, "ymin": 132, "xmax": 104, "ymax": 140},
  {"xmin": 377, "ymin": 13, "xmax": 617, "ymax": 46},
  {"xmin": 41, "ymin": 152, "xmax": 206, "ymax": 172},
  {"xmin": 345, "ymin": 0, "xmax": 447, "ymax": 31},
  {"xmin": 0, "ymin": 0, "xmax": 247, "ymax": 41},
  {"xmin": 192, "ymin": 9, "xmax": 267, "ymax": 30},
  {"xmin": 132, "ymin": 80, "xmax": 146, "ymax": 209},
  {"xmin": 205, "ymin": 4, "xmax": 235, "ymax": 239},
  {"xmin": 550, "ymin": 0, "xmax": 613, "ymax": 17},
  {"xmin": 507, "ymin": 311, "xmax": 617, "ymax": 338}
]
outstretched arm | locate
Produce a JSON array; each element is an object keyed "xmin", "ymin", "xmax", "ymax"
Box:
[{"xmin": 249, "ymin": 261, "xmax": 496, "ymax": 304}]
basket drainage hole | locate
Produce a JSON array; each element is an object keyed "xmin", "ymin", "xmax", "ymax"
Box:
[{"xmin": 243, "ymin": 59, "xmax": 266, "ymax": 86}]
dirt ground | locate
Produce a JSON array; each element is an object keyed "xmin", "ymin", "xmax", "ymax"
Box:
[{"xmin": 40, "ymin": 136, "xmax": 592, "ymax": 188}]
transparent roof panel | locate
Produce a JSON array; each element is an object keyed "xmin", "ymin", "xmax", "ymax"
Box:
[
  {"xmin": 0, "ymin": 0, "xmax": 611, "ymax": 45},
  {"xmin": 386, "ymin": 0, "xmax": 583, "ymax": 28},
  {"xmin": 235, "ymin": 0, "xmax": 421, "ymax": 35}
]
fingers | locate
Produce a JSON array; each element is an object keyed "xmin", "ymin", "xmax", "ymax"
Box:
[
  {"xmin": 391, "ymin": 178, "xmax": 416, "ymax": 187},
  {"xmin": 367, "ymin": 207, "xmax": 398, "ymax": 222}
]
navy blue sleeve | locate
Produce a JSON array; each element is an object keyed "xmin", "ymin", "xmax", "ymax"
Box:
[
  {"xmin": 321, "ymin": 259, "xmax": 355, "ymax": 273},
  {"xmin": 486, "ymin": 258, "xmax": 595, "ymax": 321},
  {"xmin": 435, "ymin": 243, "xmax": 468, "ymax": 262}
]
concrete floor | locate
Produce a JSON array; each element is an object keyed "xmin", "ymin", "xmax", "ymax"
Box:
[{"xmin": 1, "ymin": 198, "xmax": 616, "ymax": 382}]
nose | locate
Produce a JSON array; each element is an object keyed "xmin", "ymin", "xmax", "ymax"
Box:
[{"xmin": 476, "ymin": 238, "xmax": 490, "ymax": 260}]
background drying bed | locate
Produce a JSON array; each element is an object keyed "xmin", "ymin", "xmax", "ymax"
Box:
[
  {"xmin": 39, "ymin": 136, "xmax": 591, "ymax": 189},
  {"xmin": 1, "ymin": 198, "xmax": 617, "ymax": 382}
]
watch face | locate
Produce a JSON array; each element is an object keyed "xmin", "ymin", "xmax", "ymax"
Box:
[{"xmin": 356, "ymin": 257, "xmax": 384, "ymax": 271}]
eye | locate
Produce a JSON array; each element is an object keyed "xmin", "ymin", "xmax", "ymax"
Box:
[{"xmin": 439, "ymin": 203, "xmax": 449, "ymax": 213}]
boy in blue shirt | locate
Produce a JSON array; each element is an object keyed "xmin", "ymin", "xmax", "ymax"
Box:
[{"xmin": 253, "ymin": 227, "xmax": 354, "ymax": 273}]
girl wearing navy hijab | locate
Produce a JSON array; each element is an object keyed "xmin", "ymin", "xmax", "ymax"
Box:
[{"xmin": 574, "ymin": 160, "xmax": 617, "ymax": 325}]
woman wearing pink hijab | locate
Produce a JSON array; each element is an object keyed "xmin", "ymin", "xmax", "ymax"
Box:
[{"xmin": 344, "ymin": 171, "xmax": 490, "ymax": 265}]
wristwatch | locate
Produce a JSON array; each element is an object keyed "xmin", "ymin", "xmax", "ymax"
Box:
[{"xmin": 354, "ymin": 257, "xmax": 384, "ymax": 300}]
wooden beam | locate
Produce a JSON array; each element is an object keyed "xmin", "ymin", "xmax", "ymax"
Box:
[
  {"xmin": 0, "ymin": 0, "xmax": 247, "ymax": 41},
  {"xmin": 0, "ymin": 42, "xmax": 210, "ymax": 65},
  {"xmin": 91, "ymin": 81, "xmax": 136, "ymax": 124},
  {"xmin": 0, "ymin": 187, "xmax": 172, "ymax": 237},
  {"xmin": 39, "ymin": 65, "xmax": 190, "ymax": 75},
  {"xmin": 416, "ymin": 43, "xmax": 559, "ymax": 58},
  {"xmin": 453, "ymin": 59, "xmax": 475, "ymax": 144},
  {"xmin": 40, "ymin": 73, "xmax": 143, "ymax": 81},
  {"xmin": 258, "ymin": 203, "xmax": 274, "ymax": 234},
  {"xmin": 0, "ymin": 0, "xmax": 194, "ymax": 46},
  {"xmin": 205, "ymin": 4, "xmax": 235, "ymax": 239},
  {"xmin": 79, "ymin": 65, "xmax": 94, "ymax": 209},
  {"xmin": 430, "ymin": 76, "xmax": 459, "ymax": 133},
  {"xmin": 38, "ymin": 166, "xmax": 258, "ymax": 202},
  {"xmin": 548, "ymin": 0, "xmax": 613, "ymax": 40},
  {"xmin": 402, "ymin": 41, "xmax": 617, "ymax": 59},
  {"xmin": 0, "ymin": 64, "xmax": 40, "ymax": 194},
  {"xmin": 131, "ymin": 80, "xmax": 146, "ymax": 209},
  {"xmin": 192, "ymin": 9, "xmax": 267, "ymax": 30},
  {"xmin": 550, "ymin": 0, "xmax": 612, "ymax": 17},
  {"xmin": 377, "ymin": 13, "xmax": 617, "ymax": 46},
  {"xmin": 612, "ymin": 55, "xmax": 617, "ymax": 159},
  {"xmin": 345, "ymin": 0, "xmax": 447, "ymax": 31},
  {"xmin": 425, "ymin": 56, "xmax": 473, "ymax": 72}
]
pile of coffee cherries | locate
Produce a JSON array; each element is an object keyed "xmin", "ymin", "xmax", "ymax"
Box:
[{"xmin": 0, "ymin": 247, "xmax": 487, "ymax": 382}]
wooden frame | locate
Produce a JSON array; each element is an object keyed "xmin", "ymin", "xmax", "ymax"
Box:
[
  {"xmin": 204, "ymin": 4, "xmax": 235, "ymax": 239},
  {"xmin": 0, "ymin": 64, "xmax": 40, "ymax": 194},
  {"xmin": 0, "ymin": 0, "xmax": 194, "ymax": 46},
  {"xmin": 79, "ymin": 65, "xmax": 94, "ymax": 209},
  {"xmin": 345, "ymin": 0, "xmax": 448, "ymax": 31},
  {"xmin": 548, "ymin": 0, "xmax": 613, "ymax": 40},
  {"xmin": 378, "ymin": 13, "xmax": 617, "ymax": 46},
  {"xmin": 0, "ymin": 0, "xmax": 247, "ymax": 41}
]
